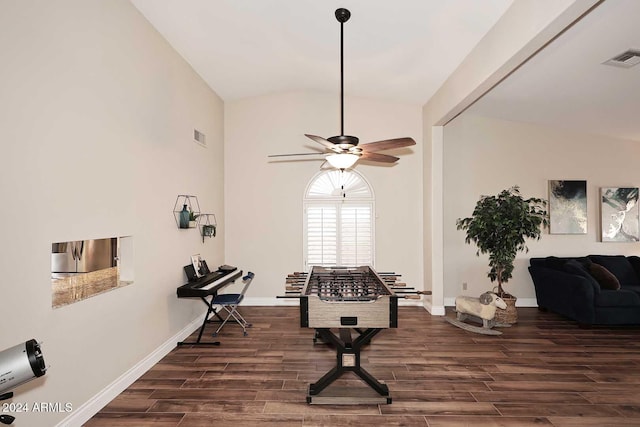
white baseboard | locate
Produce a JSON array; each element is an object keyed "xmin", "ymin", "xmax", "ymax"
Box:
[
  {"xmin": 515, "ymin": 298, "xmax": 538, "ymax": 307},
  {"xmin": 246, "ymin": 297, "xmax": 541, "ymax": 310},
  {"xmin": 444, "ymin": 297, "xmax": 538, "ymax": 307},
  {"xmin": 423, "ymin": 298, "xmax": 446, "ymax": 315},
  {"xmin": 56, "ymin": 316, "xmax": 202, "ymax": 427},
  {"xmin": 244, "ymin": 297, "xmax": 427, "ymax": 307}
]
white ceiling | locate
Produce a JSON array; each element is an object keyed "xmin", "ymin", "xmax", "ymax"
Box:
[
  {"xmin": 130, "ymin": 0, "xmax": 513, "ymax": 104},
  {"xmin": 468, "ymin": 0, "xmax": 640, "ymax": 142},
  {"xmin": 130, "ymin": 0, "xmax": 640, "ymax": 143}
]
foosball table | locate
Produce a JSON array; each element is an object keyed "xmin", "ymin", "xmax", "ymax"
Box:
[{"xmin": 281, "ymin": 265, "xmax": 429, "ymax": 404}]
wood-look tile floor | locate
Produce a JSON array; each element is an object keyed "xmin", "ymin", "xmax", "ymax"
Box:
[{"xmin": 86, "ymin": 306, "xmax": 640, "ymax": 426}]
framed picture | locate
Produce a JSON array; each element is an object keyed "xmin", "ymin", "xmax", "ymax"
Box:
[
  {"xmin": 191, "ymin": 254, "xmax": 204, "ymax": 278},
  {"xmin": 601, "ymin": 187, "xmax": 639, "ymax": 242},
  {"xmin": 548, "ymin": 180, "xmax": 587, "ymax": 234},
  {"xmin": 200, "ymin": 260, "xmax": 211, "ymax": 275}
]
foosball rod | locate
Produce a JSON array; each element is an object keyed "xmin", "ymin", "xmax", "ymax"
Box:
[{"xmin": 396, "ymin": 290, "xmax": 433, "ymax": 299}]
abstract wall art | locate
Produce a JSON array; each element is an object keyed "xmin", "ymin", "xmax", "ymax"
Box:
[
  {"xmin": 548, "ymin": 180, "xmax": 587, "ymax": 234},
  {"xmin": 601, "ymin": 187, "xmax": 639, "ymax": 242}
]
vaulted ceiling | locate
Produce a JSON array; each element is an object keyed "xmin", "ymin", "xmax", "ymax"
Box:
[
  {"xmin": 468, "ymin": 0, "xmax": 640, "ymax": 142},
  {"xmin": 131, "ymin": 0, "xmax": 639, "ymax": 142},
  {"xmin": 130, "ymin": 0, "xmax": 513, "ymax": 104}
]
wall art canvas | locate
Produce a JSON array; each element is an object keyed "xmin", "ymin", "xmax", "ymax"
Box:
[
  {"xmin": 548, "ymin": 180, "xmax": 587, "ymax": 234},
  {"xmin": 601, "ymin": 187, "xmax": 639, "ymax": 242}
]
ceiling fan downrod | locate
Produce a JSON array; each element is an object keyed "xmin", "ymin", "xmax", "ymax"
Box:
[
  {"xmin": 329, "ymin": 8, "xmax": 359, "ymax": 148},
  {"xmin": 336, "ymin": 8, "xmax": 349, "ymax": 138},
  {"xmin": 268, "ymin": 7, "xmax": 416, "ymax": 167}
]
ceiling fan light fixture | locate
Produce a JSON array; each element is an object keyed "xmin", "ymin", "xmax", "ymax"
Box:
[
  {"xmin": 268, "ymin": 9, "xmax": 415, "ymax": 167},
  {"xmin": 326, "ymin": 153, "xmax": 359, "ymax": 169}
]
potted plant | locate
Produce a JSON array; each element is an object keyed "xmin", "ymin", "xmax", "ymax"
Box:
[
  {"xmin": 456, "ymin": 186, "xmax": 548, "ymax": 323},
  {"xmin": 189, "ymin": 210, "xmax": 199, "ymax": 228},
  {"xmin": 202, "ymin": 224, "xmax": 216, "ymax": 242}
]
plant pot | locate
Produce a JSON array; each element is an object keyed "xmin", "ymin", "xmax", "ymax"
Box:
[
  {"xmin": 202, "ymin": 225, "xmax": 216, "ymax": 237},
  {"xmin": 189, "ymin": 220, "xmax": 196, "ymax": 228},
  {"xmin": 494, "ymin": 294, "xmax": 517, "ymax": 324}
]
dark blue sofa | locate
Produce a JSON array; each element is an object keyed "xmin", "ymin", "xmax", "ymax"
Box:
[{"xmin": 529, "ymin": 255, "xmax": 640, "ymax": 326}]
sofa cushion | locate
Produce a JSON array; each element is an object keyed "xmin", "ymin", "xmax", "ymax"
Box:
[
  {"xmin": 589, "ymin": 255, "xmax": 640, "ymax": 288},
  {"xmin": 577, "ymin": 257, "xmax": 593, "ymax": 268},
  {"xmin": 588, "ymin": 263, "xmax": 621, "ymax": 290},
  {"xmin": 545, "ymin": 256, "xmax": 567, "ymax": 271},
  {"xmin": 622, "ymin": 285, "xmax": 640, "ymax": 296},
  {"xmin": 563, "ymin": 259, "xmax": 600, "ymax": 295},
  {"xmin": 530, "ymin": 256, "xmax": 591, "ymax": 271},
  {"xmin": 627, "ymin": 256, "xmax": 640, "ymax": 281},
  {"xmin": 595, "ymin": 289, "xmax": 640, "ymax": 307}
]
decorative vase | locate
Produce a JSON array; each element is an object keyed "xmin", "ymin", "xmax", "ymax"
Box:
[{"xmin": 179, "ymin": 204, "xmax": 189, "ymax": 229}]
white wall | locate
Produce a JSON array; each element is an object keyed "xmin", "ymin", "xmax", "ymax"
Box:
[
  {"xmin": 422, "ymin": 0, "xmax": 600, "ymax": 313},
  {"xmin": 0, "ymin": 1, "xmax": 224, "ymax": 425},
  {"xmin": 444, "ymin": 113, "xmax": 640, "ymax": 304},
  {"xmin": 225, "ymin": 91, "xmax": 423, "ymax": 301}
]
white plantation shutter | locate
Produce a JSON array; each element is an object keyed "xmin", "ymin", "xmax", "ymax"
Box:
[
  {"xmin": 340, "ymin": 204, "xmax": 372, "ymax": 266},
  {"xmin": 306, "ymin": 205, "xmax": 337, "ymax": 266},
  {"xmin": 304, "ymin": 170, "xmax": 374, "ymax": 270}
]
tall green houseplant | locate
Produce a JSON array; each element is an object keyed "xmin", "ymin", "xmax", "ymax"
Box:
[{"xmin": 456, "ymin": 186, "xmax": 549, "ymax": 297}]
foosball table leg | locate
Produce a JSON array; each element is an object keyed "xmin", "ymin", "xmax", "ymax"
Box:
[{"xmin": 307, "ymin": 328, "xmax": 391, "ymax": 403}]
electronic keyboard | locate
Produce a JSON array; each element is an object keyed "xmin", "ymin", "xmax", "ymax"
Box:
[{"xmin": 176, "ymin": 267, "xmax": 241, "ymax": 298}]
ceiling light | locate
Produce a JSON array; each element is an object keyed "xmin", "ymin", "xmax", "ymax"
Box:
[
  {"xmin": 267, "ymin": 8, "xmax": 415, "ymax": 167},
  {"xmin": 326, "ymin": 153, "xmax": 359, "ymax": 169}
]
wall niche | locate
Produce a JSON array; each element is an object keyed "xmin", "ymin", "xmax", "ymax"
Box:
[{"xmin": 51, "ymin": 236, "xmax": 133, "ymax": 308}]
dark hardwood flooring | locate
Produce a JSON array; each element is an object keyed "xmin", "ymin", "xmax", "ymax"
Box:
[{"xmin": 86, "ymin": 306, "xmax": 640, "ymax": 426}]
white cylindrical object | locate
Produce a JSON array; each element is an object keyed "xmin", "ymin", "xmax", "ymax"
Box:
[{"xmin": 0, "ymin": 339, "xmax": 46, "ymax": 395}]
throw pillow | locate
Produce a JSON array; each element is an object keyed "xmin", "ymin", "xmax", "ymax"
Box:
[
  {"xmin": 588, "ymin": 263, "xmax": 621, "ymax": 291},
  {"xmin": 588, "ymin": 255, "xmax": 640, "ymax": 288},
  {"xmin": 564, "ymin": 259, "xmax": 600, "ymax": 294}
]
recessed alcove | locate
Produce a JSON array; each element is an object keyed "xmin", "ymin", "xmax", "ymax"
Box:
[{"xmin": 51, "ymin": 236, "xmax": 134, "ymax": 308}]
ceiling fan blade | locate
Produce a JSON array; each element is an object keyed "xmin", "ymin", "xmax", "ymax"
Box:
[
  {"xmin": 360, "ymin": 152, "xmax": 399, "ymax": 163},
  {"xmin": 268, "ymin": 153, "xmax": 325, "ymax": 157},
  {"xmin": 292, "ymin": 11, "xmax": 413, "ymax": 169},
  {"xmin": 304, "ymin": 134, "xmax": 335, "ymax": 150},
  {"xmin": 359, "ymin": 137, "xmax": 416, "ymax": 153}
]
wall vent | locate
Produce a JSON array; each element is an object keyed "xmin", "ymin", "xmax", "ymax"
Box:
[
  {"xmin": 194, "ymin": 129, "xmax": 206, "ymax": 147},
  {"xmin": 603, "ymin": 49, "xmax": 640, "ymax": 68}
]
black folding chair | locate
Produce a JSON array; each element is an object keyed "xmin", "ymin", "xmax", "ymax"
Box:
[{"xmin": 212, "ymin": 272, "xmax": 255, "ymax": 336}]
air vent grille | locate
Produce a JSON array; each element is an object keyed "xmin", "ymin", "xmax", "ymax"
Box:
[
  {"xmin": 603, "ymin": 49, "xmax": 640, "ymax": 68},
  {"xmin": 194, "ymin": 129, "xmax": 206, "ymax": 147}
]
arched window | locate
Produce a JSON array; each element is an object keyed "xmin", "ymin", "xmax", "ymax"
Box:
[{"xmin": 303, "ymin": 169, "xmax": 375, "ymax": 269}]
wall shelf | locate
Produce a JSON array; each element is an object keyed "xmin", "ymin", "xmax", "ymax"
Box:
[
  {"xmin": 173, "ymin": 195, "xmax": 200, "ymax": 229},
  {"xmin": 198, "ymin": 214, "xmax": 217, "ymax": 242}
]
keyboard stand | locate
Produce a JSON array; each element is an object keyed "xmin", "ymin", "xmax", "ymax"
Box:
[
  {"xmin": 177, "ymin": 269, "xmax": 242, "ymax": 346},
  {"xmin": 178, "ymin": 296, "xmax": 223, "ymax": 346}
]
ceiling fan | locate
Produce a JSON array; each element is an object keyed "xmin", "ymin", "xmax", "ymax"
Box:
[{"xmin": 268, "ymin": 8, "xmax": 416, "ymax": 169}]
